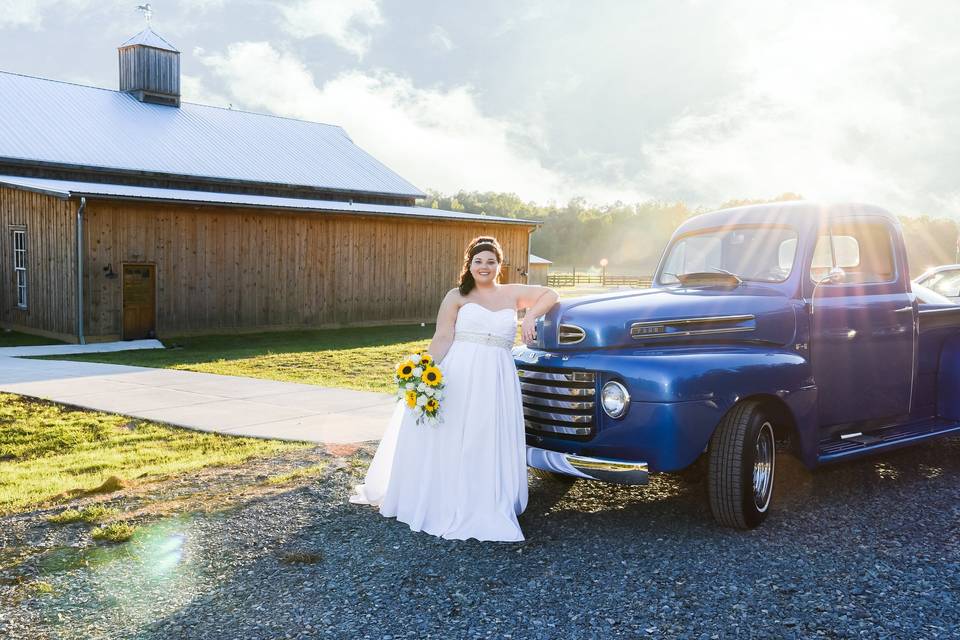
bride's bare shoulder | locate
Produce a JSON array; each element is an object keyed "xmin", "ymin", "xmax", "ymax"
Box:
[
  {"xmin": 502, "ymin": 283, "xmax": 525, "ymax": 303},
  {"xmin": 442, "ymin": 288, "xmax": 466, "ymax": 308}
]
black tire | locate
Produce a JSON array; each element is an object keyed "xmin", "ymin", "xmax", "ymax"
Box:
[
  {"xmin": 707, "ymin": 401, "xmax": 777, "ymax": 529},
  {"xmin": 530, "ymin": 467, "xmax": 576, "ymax": 485}
]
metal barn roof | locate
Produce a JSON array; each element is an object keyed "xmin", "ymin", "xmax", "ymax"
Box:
[
  {"xmin": 119, "ymin": 27, "xmax": 179, "ymax": 52},
  {"xmin": 0, "ymin": 71, "xmax": 425, "ymax": 199},
  {"xmin": 0, "ymin": 175, "xmax": 534, "ymax": 225}
]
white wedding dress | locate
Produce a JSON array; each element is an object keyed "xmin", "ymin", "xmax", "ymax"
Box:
[{"xmin": 350, "ymin": 302, "xmax": 528, "ymax": 542}]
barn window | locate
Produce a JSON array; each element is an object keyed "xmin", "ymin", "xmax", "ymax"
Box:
[{"xmin": 12, "ymin": 228, "xmax": 27, "ymax": 309}]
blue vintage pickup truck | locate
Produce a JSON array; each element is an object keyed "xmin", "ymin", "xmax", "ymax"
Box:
[{"xmin": 516, "ymin": 201, "xmax": 960, "ymax": 528}]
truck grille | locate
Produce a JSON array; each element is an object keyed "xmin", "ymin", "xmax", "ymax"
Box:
[{"xmin": 517, "ymin": 366, "xmax": 596, "ymax": 437}]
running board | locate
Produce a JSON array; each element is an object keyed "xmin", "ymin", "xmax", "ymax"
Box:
[{"xmin": 817, "ymin": 419, "xmax": 960, "ymax": 464}]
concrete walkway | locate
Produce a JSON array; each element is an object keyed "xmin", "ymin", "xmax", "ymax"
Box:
[
  {"xmin": 0, "ymin": 344, "xmax": 394, "ymax": 444},
  {"xmin": 0, "ymin": 339, "xmax": 164, "ymax": 358}
]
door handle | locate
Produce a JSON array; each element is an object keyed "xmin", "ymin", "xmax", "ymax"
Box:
[{"xmin": 822, "ymin": 328, "xmax": 858, "ymax": 340}]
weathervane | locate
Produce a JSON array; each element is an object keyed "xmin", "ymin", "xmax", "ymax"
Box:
[{"xmin": 135, "ymin": 3, "xmax": 153, "ymax": 24}]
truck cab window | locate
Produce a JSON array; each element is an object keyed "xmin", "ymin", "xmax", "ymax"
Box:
[{"xmin": 811, "ymin": 222, "xmax": 895, "ymax": 284}]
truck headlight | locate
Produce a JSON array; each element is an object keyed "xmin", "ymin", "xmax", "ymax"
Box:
[{"xmin": 601, "ymin": 381, "xmax": 630, "ymax": 418}]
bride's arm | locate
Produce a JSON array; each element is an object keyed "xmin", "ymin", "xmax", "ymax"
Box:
[
  {"xmin": 427, "ymin": 289, "xmax": 461, "ymax": 364},
  {"xmin": 512, "ymin": 284, "xmax": 559, "ymax": 343}
]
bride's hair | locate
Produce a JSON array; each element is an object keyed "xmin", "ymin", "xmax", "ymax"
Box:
[{"xmin": 458, "ymin": 236, "xmax": 504, "ymax": 295}]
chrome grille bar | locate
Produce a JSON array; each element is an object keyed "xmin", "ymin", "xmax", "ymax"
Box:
[
  {"xmin": 517, "ymin": 365, "xmax": 597, "ymax": 438},
  {"xmin": 523, "ymin": 397, "xmax": 595, "ymax": 411},
  {"xmin": 520, "ymin": 382, "xmax": 595, "ymax": 396},
  {"xmin": 523, "ymin": 407, "xmax": 593, "ymax": 423},
  {"xmin": 518, "ymin": 369, "xmax": 595, "ymax": 383},
  {"xmin": 524, "ymin": 420, "xmax": 592, "ymax": 436}
]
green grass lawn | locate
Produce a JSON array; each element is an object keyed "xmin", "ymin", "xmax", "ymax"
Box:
[
  {"xmin": 0, "ymin": 330, "xmax": 65, "ymax": 348},
  {"xmin": 0, "ymin": 393, "xmax": 311, "ymax": 515},
  {"xmin": 44, "ymin": 324, "xmax": 437, "ymax": 394},
  {"xmin": 38, "ymin": 298, "xmax": 644, "ymax": 393}
]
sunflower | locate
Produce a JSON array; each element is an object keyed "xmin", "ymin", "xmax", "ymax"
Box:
[
  {"xmin": 425, "ymin": 398, "xmax": 439, "ymax": 413},
  {"xmin": 422, "ymin": 366, "xmax": 443, "ymax": 386},
  {"xmin": 405, "ymin": 390, "xmax": 418, "ymax": 408},
  {"xmin": 396, "ymin": 360, "xmax": 415, "ymax": 380},
  {"xmin": 419, "ymin": 352, "xmax": 433, "ymax": 366}
]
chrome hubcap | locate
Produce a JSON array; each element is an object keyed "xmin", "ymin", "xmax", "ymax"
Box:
[{"xmin": 753, "ymin": 422, "xmax": 775, "ymax": 512}]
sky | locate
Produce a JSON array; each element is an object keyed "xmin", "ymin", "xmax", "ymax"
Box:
[{"xmin": 1, "ymin": 0, "xmax": 959, "ymax": 216}]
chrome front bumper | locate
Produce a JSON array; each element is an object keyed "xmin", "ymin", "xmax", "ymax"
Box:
[{"xmin": 526, "ymin": 445, "xmax": 649, "ymax": 485}]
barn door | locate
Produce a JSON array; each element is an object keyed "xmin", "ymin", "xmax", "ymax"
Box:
[{"xmin": 122, "ymin": 264, "xmax": 156, "ymax": 340}]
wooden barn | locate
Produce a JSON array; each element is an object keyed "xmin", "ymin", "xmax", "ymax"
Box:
[
  {"xmin": 0, "ymin": 27, "xmax": 535, "ymax": 343},
  {"xmin": 527, "ymin": 254, "xmax": 553, "ymax": 286}
]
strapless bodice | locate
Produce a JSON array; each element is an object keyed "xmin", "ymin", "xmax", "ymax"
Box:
[{"xmin": 454, "ymin": 303, "xmax": 518, "ymax": 349}]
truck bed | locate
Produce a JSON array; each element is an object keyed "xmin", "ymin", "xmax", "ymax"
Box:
[{"xmin": 915, "ymin": 305, "xmax": 960, "ymax": 415}]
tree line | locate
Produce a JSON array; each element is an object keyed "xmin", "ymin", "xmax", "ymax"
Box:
[{"xmin": 423, "ymin": 190, "xmax": 958, "ymax": 277}]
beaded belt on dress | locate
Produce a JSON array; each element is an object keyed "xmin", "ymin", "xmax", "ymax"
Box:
[{"xmin": 453, "ymin": 331, "xmax": 515, "ymax": 350}]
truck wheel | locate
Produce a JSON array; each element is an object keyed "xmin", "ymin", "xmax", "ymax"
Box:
[
  {"xmin": 708, "ymin": 401, "xmax": 776, "ymax": 529},
  {"xmin": 530, "ymin": 467, "xmax": 576, "ymax": 485}
]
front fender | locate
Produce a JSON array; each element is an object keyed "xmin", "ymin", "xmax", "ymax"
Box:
[{"xmin": 515, "ymin": 345, "xmax": 818, "ymax": 471}]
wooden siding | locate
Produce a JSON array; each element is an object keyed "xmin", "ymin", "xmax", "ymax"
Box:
[
  {"xmin": 82, "ymin": 200, "xmax": 532, "ymax": 338},
  {"xmin": 528, "ymin": 263, "xmax": 550, "ymax": 286},
  {"xmin": 118, "ymin": 46, "xmax": 180, "ymax": 97},
  {"xmin": 0, "ymin": 186, "xmax": 77, "ymax": 340}
]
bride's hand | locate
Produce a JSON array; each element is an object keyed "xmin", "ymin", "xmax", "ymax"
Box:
[{"xmin": 521, "ymin": 316, "xmax": 537, "ymax": 343}]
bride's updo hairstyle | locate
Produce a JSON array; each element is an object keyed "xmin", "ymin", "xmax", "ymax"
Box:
[{"xmin": 458, "ymin": 236, "xmax": 504, "ymax": 296}]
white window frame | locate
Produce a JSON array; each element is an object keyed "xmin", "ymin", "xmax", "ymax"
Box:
[{"xmin": 12, "ymin": 228, "xmax": 26, "ymax": 309}]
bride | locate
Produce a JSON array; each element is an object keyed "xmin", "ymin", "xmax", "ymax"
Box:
[{"xmin": 350, "ymin": 236, "xmax": 558, "ymax": 542}]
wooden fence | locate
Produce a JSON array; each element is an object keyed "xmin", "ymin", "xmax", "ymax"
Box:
[{"xmin": 547, "ymin": 273, "xmax": 653, "ymax": 288}]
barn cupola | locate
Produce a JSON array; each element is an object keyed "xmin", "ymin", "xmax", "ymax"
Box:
[{"xmin": 118, "ymin": 26, "xmax": 181, "ymax": 107}]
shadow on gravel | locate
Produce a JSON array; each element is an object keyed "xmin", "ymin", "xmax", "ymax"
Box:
[
  {"xmin": 527, "ymin": 435, "xmax": 960, "ymax": 535},
  {"xmin": 5, "ymin": 437, "xmax": 959, "ymax": 640},
  {"xmin": 776, "ymin": 435, "xmax": 960, "ymax": 512}
]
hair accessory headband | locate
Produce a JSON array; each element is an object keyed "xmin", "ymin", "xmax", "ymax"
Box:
[{"xmin": 471, "ymin": 242, "xmax": 500, "ymax": 254}]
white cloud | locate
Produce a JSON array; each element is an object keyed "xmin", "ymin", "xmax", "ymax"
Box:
[
  {"xmin": 195, "ymin": 41, "xmax": 636, "ymax": 202},
  {"xmin": 639, "ymin": 1, "xmax": 957, "ymax": 214},
  {"xmin": 278, "ymin": 0, "xmax": 383, "ymax": 57},
  {"xmin": 186, "ymin": 0, "xmax": 226, "ymax": 9},
  {"xmin": 180, "ymin": 71, "xmax": 232, "ymax": 108},
  {"xmin": 428, "ymin": 25, "xmax": 454, "ymax": 52},
  {"xmin": 494, "ymin": 0, "xmax": 548, "ymax": 38},
  {"xmin": 0, "ymin": 0, "xmax": 202, "ymax": 31},
  {"xmin": 0, "ymin": 0, "xmax": 91, "ymax": 29},
  {"xmin": 0, "ymin": 0, "xmax": 44, "ymax": 28}
]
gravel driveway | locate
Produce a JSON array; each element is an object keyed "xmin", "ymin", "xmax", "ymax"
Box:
[{"xmin": 2, "ymin": 437, "xmax": 958, "ymax": 640}]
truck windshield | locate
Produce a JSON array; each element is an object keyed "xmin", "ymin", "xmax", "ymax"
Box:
[{"xmin": 658, "ymin": 226, "xmax": 799, "ymax": 285}]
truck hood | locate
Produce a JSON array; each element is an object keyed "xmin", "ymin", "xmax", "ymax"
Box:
[{"xmin": 539, "ymin": 285, "xmax": 798, "ymax": 350}]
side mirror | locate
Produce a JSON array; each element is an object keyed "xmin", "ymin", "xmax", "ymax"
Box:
[
  {"xmin": 819, "ymin": 267, "xmax": 846, "ymax": 286},
  {"xmin": 809, "ymin": 267, "xmax": 845, "ymax": 316}
]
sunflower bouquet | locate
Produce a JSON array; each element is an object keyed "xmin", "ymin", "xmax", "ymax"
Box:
[{"xmin": 394, "ymin": 350, "xmax": 446, "ymax": 426}]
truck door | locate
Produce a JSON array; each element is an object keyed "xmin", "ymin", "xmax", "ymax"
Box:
[{"xmin": 808, "ymin": 217, "xmax": 915, "ymax": 428}]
